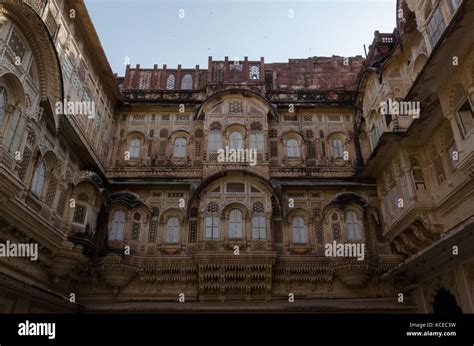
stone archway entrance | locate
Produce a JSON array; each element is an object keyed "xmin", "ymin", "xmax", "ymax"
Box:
[{"xmin": 432, "ymin": 288, "xmax": 462, "ymax": 314}]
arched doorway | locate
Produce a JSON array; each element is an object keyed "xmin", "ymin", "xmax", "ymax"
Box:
[{"xmin": 432, "ymin": 288, "xmax": 462, "ymax": 314}]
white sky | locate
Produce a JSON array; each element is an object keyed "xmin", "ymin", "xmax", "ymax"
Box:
[{"xmin": 85, "ymin": 0, "xmax": 397, "ymax": 75}]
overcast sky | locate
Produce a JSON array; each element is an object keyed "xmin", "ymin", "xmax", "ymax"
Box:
[{"xmin": 84, "ymin": 0, "xmax": 396, "ymax": 75}]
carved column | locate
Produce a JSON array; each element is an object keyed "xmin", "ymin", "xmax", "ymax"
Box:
[
  {"xmin": 0, "ymin": 105, "xmax": 15, "ymax": 141},
  {"xmin": 158, "ymin": 220, "xmax": 164, "ymax": 246},
  {"xmin": 245, "ymin": 211, "xmax": 251, "ymax": 244},
  {"xmin": 125, "ymin": 211, "xmax": 132, "ymax": 240},
  {"xmin": 180, "ymin": 218, "xmax": 186, "ymax": 248},
  {"xmin": 266, "ymin": 214, "xmax": 271, "ymax": 243},
  {"xmin": 454, "ymin": 262, "xmax": 473, "ymax": 313}
]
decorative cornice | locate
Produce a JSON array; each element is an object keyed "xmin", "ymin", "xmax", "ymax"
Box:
[{"xmin": 384, "ymin": 205, "xmax": 435, "ymax": 240}]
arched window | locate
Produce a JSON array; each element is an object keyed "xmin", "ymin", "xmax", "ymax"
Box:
[
  {"xmin": 165, "ymin": 217, "xmax": 180, "ymax": 243},
  {"xmin": 250, "ymin": 132, "xmax": 264, "ymax": 151},
  {"xmin": 63, "ymin": 55, "xmax": 74, "ymax": 80},
  {"xmin": 181, "ymin": 74, "xmax": 193, "ymax": 90},
  {"xmin": 132, "ymin": 212, "xmax": 141, "ymax": 240},
  {"xmin": 332, "ymin": 139, "xmax": 344, "ymax": 158},
  {"xmin": 285, "ymin": 139, "xmax": 300, "ymax": 157},
  {"xmin": 110, "ymin": 210, "xmax": 126, "ymax": 241},
  {"xmin": 129, "ymin": 138, "xmax": 140, "ymax": 158},
  {"xmin": 208, "ymin": 130, "xmax": 223, "ymax": 152},
  {"xmin": 204, "ymin": 216, "xmax": 220, "ymax": 240},
  {"xmin": 173, "ymin": 137, "xmax": 187, "ymax": 158},
  {"xmin": 330, "ymin": 212, "xmax": 341, "ymax": 240},
  {"xmin": 346, "ymin": 211, "xmax": 362, "ymax": 240},
  {"xmin": 5, "ymin": 108, "xmax": 26, "ymax": 154},
  {"xmin": 229, "ymin": 131, "xmax": 243, "ymax": 150},
  {"xmin": 31, "ymin": 161, "xmax": 45, "ymax": 197},
  {"xmin": 456, "ymin": 99, "xmax": 474, "ymax": 138},
  {"xmin": 228, "ymin": 209, "xmax": 243, "ymax": 239},
  {"xmin": 291, "ymin": 216, "xmax": 308, "ymax": 243},
  {"xmin": 0, "ymin": 87, "xmax": 6, "ymax": 125},
  {"xmin": 251, "ymin": 215, "xmax": 266, "ymax": 240},
  {"xmin": 166, "ymin": 74, "xmax": 175, "ymax": 90},
  {"xmin": 73, "ymin": 192, "xmax": 89, "ymax": 225}
]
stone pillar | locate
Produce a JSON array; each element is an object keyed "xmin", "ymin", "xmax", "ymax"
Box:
[
  {"xmin": 194, "ymin": 65, "xmax": 200, "ymax": 89},
  {"xmin": 176, "ymin": 64, "xmax": 182, "ymax": 90},
  {"xmin": 151, "ymin": 64, "xmax": 159, "ymax": 89},
  {"xmin": 125, "ymin": 211, "xmax": 132, "ymax": 239},
  {"xmin": 307, "ymin": 217, "xmax": 315, "ymax": 253},
  {"xmin": 195, "ymin": 214, "xmax": 202, "ymax": 242},
  {"xmin": 131, "ymin": 64, "xmax": 140, "ymax": 89},
  {"xmin": 284, "ymin": 220, "xmax": 290, "ymax": 251},
  {"xmin": 455, "ymin": 262, "xmax": 473, "ymax": 313},
  {"xmin": 245, "ymin": 212, "xmax": 251, "ymax": 243},
  {"xmin": 158, "ymin": 220, "xmax": 164, "ymax": 246},
  {"xmin": 123, "ymin": 64, "xmax": 131, "ymax": 89},
  {"xmin": 399, "ymin": 150, "xmax": 418, "ymax": 204},
  {"xmin": 243, "ymin": 56, "xmax": 249, "ymax": 81},
  {"xmin": 180, "ymin": 218, "xmax": 186, "ymax": 247},
  {"xmin": 403, "ymin": 167, "xmax": 416, "ymax": 204},
  {"xmin": 413, "ymin": 286, "xmax": 429, "ymax": 313},
  {"xmin": 0, "ymin": 105, "xmax": 15, "ymax": 141},
  {"xmin": 266, "ymin": 214, "xmax": 271, "ymax": 243},
  {"xmin": 207, "ymin": 57, "xmax": 213, "ymax": 83},
  {"xmin": 222, "ymin": 213, "xmax": 227, "ymax": 242},
  {"xmin": 224, "ymin": 57, "xmax": 229, "ymax": 82},
  {"xmin": 161, "ymin": 64, "xmax": 167, "ymax": 89}
]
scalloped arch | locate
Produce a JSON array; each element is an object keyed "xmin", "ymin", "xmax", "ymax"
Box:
[{"xmin": 1, "ymin": 3, "xmax": 64, "ymax": 133}]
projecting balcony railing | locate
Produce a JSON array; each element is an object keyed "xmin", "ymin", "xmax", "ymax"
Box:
[
  {"xmin": 106, "ymin": 167, "xmax": 203, "ymax": 178},
  {"xmin": 270, "ymin": 164, "xmax": 356, "ymax": 177}
]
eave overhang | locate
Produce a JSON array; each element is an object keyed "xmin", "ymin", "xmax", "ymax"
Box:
[{"xmin": 383, "ymin": 217, "xmax": 474, "ymax": 281}]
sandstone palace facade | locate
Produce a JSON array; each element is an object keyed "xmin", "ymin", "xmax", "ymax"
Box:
[{"xmin": 0, "ymin": 0, "xmax": 473, "ymax": 313}]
